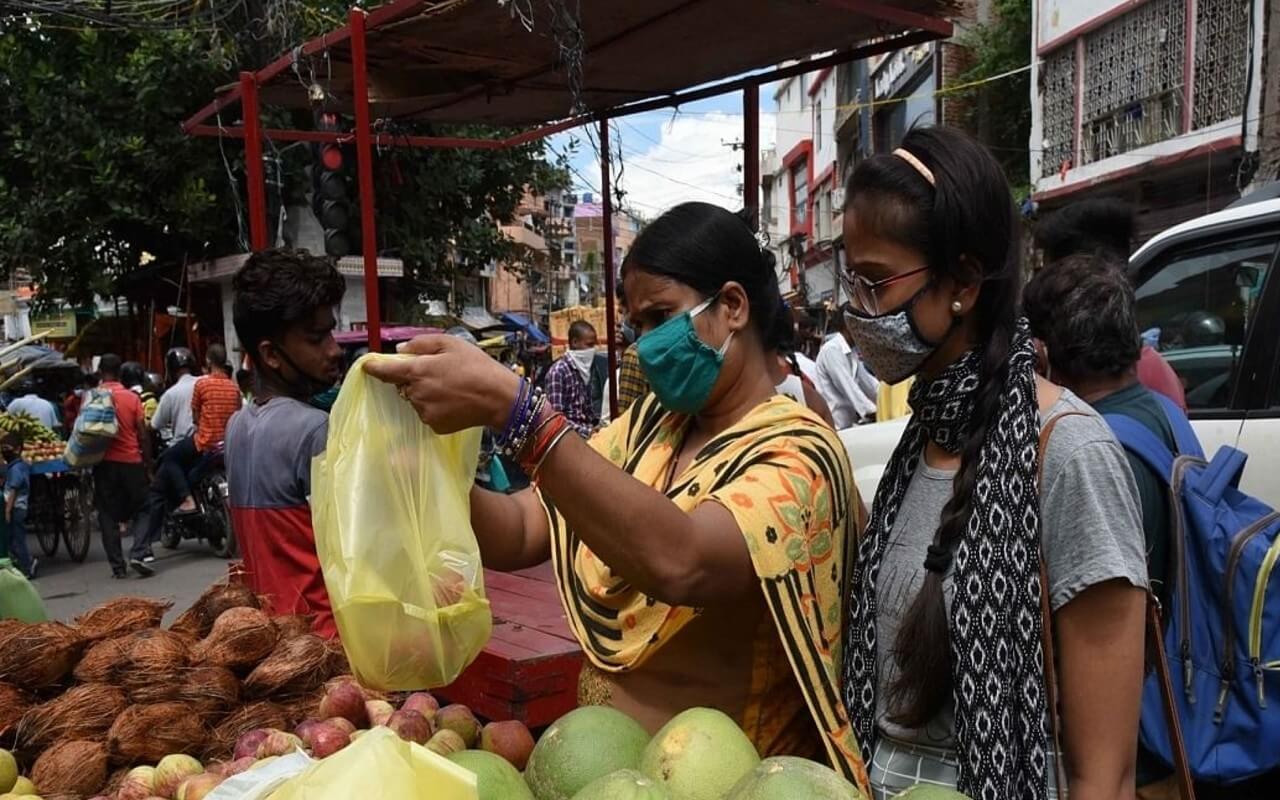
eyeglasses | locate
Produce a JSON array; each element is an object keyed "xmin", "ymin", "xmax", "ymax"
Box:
[{"xmin": 839, "ymin": 264, "xmax": 930, "ymax": 316}]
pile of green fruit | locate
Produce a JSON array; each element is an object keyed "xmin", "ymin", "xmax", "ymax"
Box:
[
  {"xmin": 452, "ymin": 704, "xmax": 973, "ymax": 800},
  {"xmin": 0, "ymin": 412, "xmax": 62, "ymax": 463}
]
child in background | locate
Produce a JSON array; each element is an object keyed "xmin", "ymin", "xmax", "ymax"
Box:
[{"xmin": 3, "ymin": 434, "xmax": 36, "ymax": 579}]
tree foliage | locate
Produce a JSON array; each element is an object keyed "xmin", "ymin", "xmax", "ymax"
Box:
[
  {"xmin": 0, "ymin": 0, "xmax": 565, "ymax": 306},
  {"xmin": 952, "ymin": 0, "xmax": 1032, "ymax": 193}
]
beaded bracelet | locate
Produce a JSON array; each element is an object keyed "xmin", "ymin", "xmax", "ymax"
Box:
[
  {"xmin": 497, "ymin": 388, "xmax": 546, "ymax": 458},
  {"xmin": 497, "ymin": 378, "xmax": 529, "ymax": 445}
]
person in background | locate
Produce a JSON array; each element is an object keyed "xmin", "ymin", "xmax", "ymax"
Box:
[
  {"xmin": 839, "ymin": 128, "xmax": 1147, "ymax": 800},
  {"xmin": 814, "ymin": 316, "xmax": 879, "ymax": 428},
  {"xmin": 769, "ymin": 302, "xmax": 836, "ymax": 428},
  {"xmin": 600, "ymin": 287, "xmax": 650, "ymax": 426},
  {"xmin": 876, "ymin": 378, "xmax": 914, "ymax": 422},
  {"xmin": 544, "ymin": 320, "xmax": 600, "ymax": 437},
  {"xmin": 1023, "ymin": 253, "xmax": 1193, "ymax": 796},
  {"xmin": 63, "ymin": 373, "xmax": 90, "ymax": 436},
  {"xmin": 792, "ymin": 314, "xmax": 821, "ymax": 385},
  {"xmin": 2, "ymin": 433, "xmax": 36, "ymax": 579},
  {"xmin": 6, "ymin": 382, "xmax": 61, "ymax": 434},
  {"xmin": 172, "ymin": 344, "xmax": 242, "ymax": 513},
  {"xmin": 1033, "ymin": 198, "xmax": 1186, "ymax": 411},
  {"xmin": 121, "ymin": 362, "xmax": 159, "ymax": 427},
  {"xmin": 226, "ymin": 249, "xmax": 343, "ymax": 637},
  {"xmin": 94, "ymin": 354, "xmax": 153, "ymax": 579},
  {"xmin": 151, "ymin": 347, "xmax": 201, "ymax": 445}
]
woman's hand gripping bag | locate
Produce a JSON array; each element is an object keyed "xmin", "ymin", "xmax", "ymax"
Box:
[{"xmin": 312, "ymin": 354, "xmax": 491, "ymax": 690}]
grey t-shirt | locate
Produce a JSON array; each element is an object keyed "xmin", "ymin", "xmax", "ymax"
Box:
[{"xmin": 873, "ymin": 390, "xmax": 1148, "ymax": 747}]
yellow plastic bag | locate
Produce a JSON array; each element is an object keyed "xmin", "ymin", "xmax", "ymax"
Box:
[
  {"xmin": 268, "ymin": 726, "xmax": 478, "ymax": 800},
  {"xmin": 312, "ymin": 353, "xmax": 491, "ymax": 690}
]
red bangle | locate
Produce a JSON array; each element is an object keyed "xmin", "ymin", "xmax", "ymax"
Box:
[{"xmin": 518, "ymin": 412, "xmax": 569, "ymax": 474}]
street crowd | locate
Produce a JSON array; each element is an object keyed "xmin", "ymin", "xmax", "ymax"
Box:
[{"xmin": 10, "ymin": 126, "xmax": 1268, "ymax": 800}]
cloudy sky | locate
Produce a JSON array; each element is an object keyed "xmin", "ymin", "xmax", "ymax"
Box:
[{"xmin": 548, "ymin": 85, "xmax": 778, "ymax": 220}]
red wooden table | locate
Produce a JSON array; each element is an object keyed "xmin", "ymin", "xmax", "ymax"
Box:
[{"xmin": 437, "ymin": 562, "xmax": 583, "ymax": 727}]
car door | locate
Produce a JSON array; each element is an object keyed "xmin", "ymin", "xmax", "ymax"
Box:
[{"xmin": 1131, "ymin": 224, "xmax": 1280, "ymax": 507}]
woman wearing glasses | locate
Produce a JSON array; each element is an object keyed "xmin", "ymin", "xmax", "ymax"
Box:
[{"xmin": 838, "ymin": 127, "xmax": 1149, "ymax": 800}]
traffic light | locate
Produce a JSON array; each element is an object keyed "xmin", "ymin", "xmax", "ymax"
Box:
[{"xmin": 312, "ymin": 112, "xmax": 352, "ymax": 257}]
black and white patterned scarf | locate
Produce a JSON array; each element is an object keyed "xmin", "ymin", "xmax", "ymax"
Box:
[{"xmin": 843, "ymin": 323, "xmax": 1051, "ymax": 800}]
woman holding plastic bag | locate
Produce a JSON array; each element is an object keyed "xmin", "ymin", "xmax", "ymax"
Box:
[{"xmin": 366, "ymin": 203, "xmax": 869, "ymax": 792}]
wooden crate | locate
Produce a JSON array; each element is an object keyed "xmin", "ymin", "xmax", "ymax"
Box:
[{"xmin": 437, "ymin": 562, "xmax": 583, "ymax": 727}]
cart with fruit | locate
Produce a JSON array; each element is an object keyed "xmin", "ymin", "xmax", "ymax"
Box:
[{"xmin": 0, "ymin": 334, "xmax": 96, "ymax": 565}]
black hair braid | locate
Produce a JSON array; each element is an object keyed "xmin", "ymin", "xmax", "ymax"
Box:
[{"xmin": 887, "ymin": 320, "xmax": 1015, "ymax": 727}]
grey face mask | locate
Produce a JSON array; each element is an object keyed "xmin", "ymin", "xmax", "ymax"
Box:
[{"xmin": 843, "ymin": 287, "xmax": 946, "ymax": 384}]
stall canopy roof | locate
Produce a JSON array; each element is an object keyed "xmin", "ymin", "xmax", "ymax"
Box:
[{"xmin": 234, "ymin": 0, "xmax": 956, "ymax": 126}]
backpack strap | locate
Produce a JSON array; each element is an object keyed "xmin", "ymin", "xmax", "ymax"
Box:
[
  {"xmin": 1037, "ymin": 412, "xmax": 1088, "ymax": 800},
  {"xmin": 1150, "ymin": 392, "xmax": 1204, "ymax": 460},
  {"xmin": 1103, "ymin": 413, "xmax": 1177, "ymax": 483},
  {"xmin": 1147, "ymin": 598, "xmax": 1197, "ymax": 800},
  {"xmin": 1038, "ymin": 412, "xmax": 1196, "ymax": 800}
]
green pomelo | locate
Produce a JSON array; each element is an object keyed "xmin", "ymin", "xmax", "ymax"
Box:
[
  {"xmin": 726, "ymin": 756, "xmax": 862, "ymax": 799},
  {"xmin": 639, "ymin": 707, "xmax": 759, "ymax": 800},
  {"xmin": 570, "ymin": 769, "xmax": 672, "ymax": 800},
  {"xmin": 447, "ymin": 750, "xmax": 534, "ymax": 800},
  {"xmin": 525, "ymin": 707, "xmax": 650, "ymax": 800},
  {"xmin": 891, "ymin": 786, "xmax": 972, "ymax": 800}
]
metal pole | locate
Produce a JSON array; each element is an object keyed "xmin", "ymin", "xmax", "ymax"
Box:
[
  {"xmin": 600, "ymin": 120, "xmax": 618, "ymax": 419},
  {"xmin": 239, "ymin": 72, "xmax": 269, "ymax": 251},
  {"xmin": 350, "ymin": 8, "xmax": 382, "ymax": 352},
  {"xmin": 743, "ymin": 84, "xmax": 760, "ymax": 230}
]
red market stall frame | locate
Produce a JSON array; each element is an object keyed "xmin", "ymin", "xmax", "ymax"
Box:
[{"xmin": 184, "ymin": 0, "xmax": 953, "ymax": 725}]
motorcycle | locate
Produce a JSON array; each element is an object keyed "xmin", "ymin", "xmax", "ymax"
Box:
[{"xmin": 159, "ymin": 443, "xmax": 237, "ymax": 558}]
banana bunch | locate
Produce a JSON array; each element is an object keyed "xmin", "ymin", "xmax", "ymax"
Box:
[{"xmin": 0, "ymin": 411, "xmax": 61, "ymax": 443}]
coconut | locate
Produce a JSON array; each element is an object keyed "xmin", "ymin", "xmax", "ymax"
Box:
[
  {"xmin": 207, "ymin": 703, "xmax": 287, "ymax": 761},
  {"xmin": 0, "ymin": 622, "xmax": 86, "ymax": 689},
  {"xmin": 169, "ymin": 582, "xmax": 260, "ymax": 641},
  {"xmin": 17, "ymin": 683, "xmax": 127, "ymax": 750},
  {"xmin": 242, "ymin": 635, "xmax": 331, "ymax": 698},
  {"xmin": 121, "ymin": 630, "xmax": 192, "ymax": 703},
  {"xmin": 178, "ymin": 666, "xmax": 240, "ymax": 716},
  {"xmin": 272, "ymin": 615, "xmax": 315, "ymax": 640},
  {"xmin": 72, "ymin": 636, "xmax": 133, "ymax": 684},
  {"xmin": 153, "ymin": 754, "xmax": 204, "ymax": 798},
  {"xmin": 31, "ymin": 739, "xmax": 109, "ymax": 796},
  {"xmin": 107, "ymin": 703, "xmax": 207, "ymax": 765},
  {"xmin": 324, "ymin": 640, "xmax": 350, "ymax": 677},
  {"xmin": 74, "ymin": 597, "xmax": 172, "ymax": 642},
  {"xmin": 0, "ymin": 682, "xmax": 32, "ymax": 740},
  {"xmin": 192, "ymin": 608, "xmax": 278, "ymax": 669}
]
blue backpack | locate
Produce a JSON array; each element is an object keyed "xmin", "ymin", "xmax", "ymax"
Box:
[{"xmin": 1105, "ymin": 393, "xmax": 1280, "ymax": 784}]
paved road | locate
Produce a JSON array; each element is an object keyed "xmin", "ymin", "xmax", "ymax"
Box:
[{"xmin": 25, "ymin": 530, "xmax": 231, "ymax": 623}]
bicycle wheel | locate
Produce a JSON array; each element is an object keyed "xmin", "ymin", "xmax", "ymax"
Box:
[
  {"xmin": 61, "ymin": 478, "xmax": 93, "ymax": 563},
  {"xmin": 33, "ymin": 477, "xmax": 59, "ymax": 556}
]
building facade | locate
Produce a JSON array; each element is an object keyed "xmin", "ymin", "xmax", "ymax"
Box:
[{"xmin": 1030, "ymin": 0, "xmax": 1264, "ymax": 239}]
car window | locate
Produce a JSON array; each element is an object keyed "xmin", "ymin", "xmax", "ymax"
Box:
[{"xmin": 1134, "ymin": 234, "xmax": 1277, "ymax": 410}]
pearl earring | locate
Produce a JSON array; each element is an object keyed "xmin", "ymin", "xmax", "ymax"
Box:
[{"xmin": 950, "ymin": 300, "xmax": 963, "ymax": 314}]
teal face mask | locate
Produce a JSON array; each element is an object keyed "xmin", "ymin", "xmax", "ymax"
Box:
[{"xmin": 636, "ymin": 293, "xmax": 733, "ymax": 414}]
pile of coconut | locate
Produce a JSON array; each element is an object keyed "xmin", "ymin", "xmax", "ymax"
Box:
[{"xmin": 0, "ymin": 583, "xmax": 357, "ymax": 799}]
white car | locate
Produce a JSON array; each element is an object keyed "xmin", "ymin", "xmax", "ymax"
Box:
[{"xmin": 841, "ymin": 191, "xmax": 1280, "ymax": 508}]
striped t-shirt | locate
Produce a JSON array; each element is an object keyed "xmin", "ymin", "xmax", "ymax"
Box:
[{"xmin": 192, "ymin": 373, "xmax": 243, "ymax": 452}]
